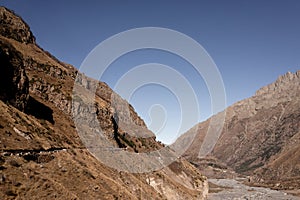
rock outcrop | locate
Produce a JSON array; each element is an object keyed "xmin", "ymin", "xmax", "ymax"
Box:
[{"xmin": 0, "ymin": 7, "xmax": 35, "ymax": 44}]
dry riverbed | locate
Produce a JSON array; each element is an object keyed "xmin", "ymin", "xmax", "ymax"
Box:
[{"xmin": 208, "ymin": 179, "xmax": 300, "ymax": 200}]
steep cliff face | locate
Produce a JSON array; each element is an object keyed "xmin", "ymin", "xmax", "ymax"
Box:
[
  {"xmin": 0, "ymin": 40, "xmax": 29, "ymax": 111},
  {"xmin": 183, "ymin": 70, "xmax": 300, "ymax": 190},
  {"xmin": 0, "ymin": 6, "xmax": 208, "ymax": 199},
  {"xmin": 0, "ymin": 41, "xmax": 29, "ymax": 111}
]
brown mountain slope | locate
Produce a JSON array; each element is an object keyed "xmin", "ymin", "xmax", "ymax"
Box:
[
  {"xmin": 0, "ymin": 7, "xmax": 208, "ymax": 199},
  {"xmin": 183, "ymin": 69, "xmax": 300, "ymax": 190}
]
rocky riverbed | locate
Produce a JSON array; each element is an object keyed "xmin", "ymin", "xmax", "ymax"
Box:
[{"xmin": 208, "ymin": 179, "xmax": 300, "ymax": 200}]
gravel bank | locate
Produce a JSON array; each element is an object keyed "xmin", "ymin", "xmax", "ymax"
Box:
[{"xmin": 208, "ymin": 179, "xmax": 300, "ymax": 200}]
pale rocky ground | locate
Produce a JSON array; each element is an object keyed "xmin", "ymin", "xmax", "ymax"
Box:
[{"xmin": 208, "ymin": 178, "xmax": 300, "ymax": 200}]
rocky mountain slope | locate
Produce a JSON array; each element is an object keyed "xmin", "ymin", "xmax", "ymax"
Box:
[
  {"xmin": 183, "ymin": 68, "xmax": 300, "ymax": 192},
  {"xmin": 0, "ymin": 7, "xmax": 208, "ymax": 199}
]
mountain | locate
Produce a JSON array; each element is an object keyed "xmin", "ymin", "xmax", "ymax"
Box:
[
  {"xmin": 183, "ymin": 68, "xmax": 300, "ymax": 192},
  {"xmin": 0, "ymin": 7, "xmax": 208, "ymax": 199}
]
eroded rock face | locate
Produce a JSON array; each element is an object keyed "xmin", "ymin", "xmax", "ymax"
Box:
[
  {"xmin": 0, "ymin": 40, "xmax": 29, "ymax": 111},
  {"xmin": 0, "ymin": 7, "xmax": 35, "ymax": 44}
]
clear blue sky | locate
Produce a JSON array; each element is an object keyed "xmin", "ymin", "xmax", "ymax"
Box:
[{"xmin": 2, "ymin": 1, "xmax": 299, "ymax": 144}]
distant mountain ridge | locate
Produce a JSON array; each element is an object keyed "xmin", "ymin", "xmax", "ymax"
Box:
[
  {"xmin": 183, "ymin": 69, "xmax": 300, "ymax": 191},
  {"xmin": 0, "ymin": 6, "xmax": 208, "ymax": 199}
]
